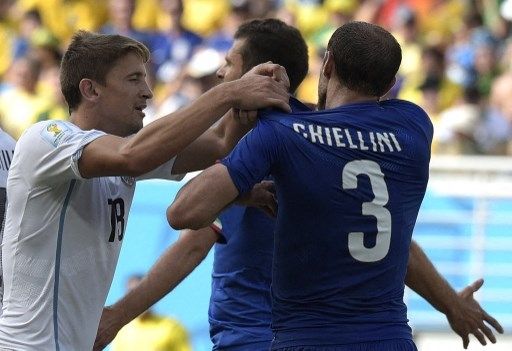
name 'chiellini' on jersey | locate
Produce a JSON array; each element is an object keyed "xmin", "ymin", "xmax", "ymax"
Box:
[{"xmin": 292, "ymin": 123, "xmax": 402, "ymax": 153}]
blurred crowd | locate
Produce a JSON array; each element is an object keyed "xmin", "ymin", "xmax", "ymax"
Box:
[{"xmin": 1, "ymin": 0, "xmax": 512, "ymax": 155}]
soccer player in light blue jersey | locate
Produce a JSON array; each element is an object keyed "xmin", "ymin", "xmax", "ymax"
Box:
[{"xmin": 168, "ymin": 21, "xmax": 503, "ymax": 351}]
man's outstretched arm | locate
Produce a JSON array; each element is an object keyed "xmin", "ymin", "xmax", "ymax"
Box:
[
  {"xmin": 168, "ymin": 163, "xmax": 240, "ymax": 230},
  {"xmin": 93, "ymin": 227, "xmax": 218, "ymax": 351},
  {"xmin": 406, "ymin": 240, "xmax": 504, "ymax": 348}
]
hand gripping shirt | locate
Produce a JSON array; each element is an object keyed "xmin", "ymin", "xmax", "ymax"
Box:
[{"xmin": 0, "ymin": 121, "xmax": 183, "ymax": 351}]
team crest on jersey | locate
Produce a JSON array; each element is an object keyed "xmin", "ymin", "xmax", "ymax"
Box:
[
  {"xmin": 121, "ymin": 176, "xmax": 135, "ymax": 186},
  {"xmin": 41, "ymin": 121, "xmax": 71, "ymax": 148}
]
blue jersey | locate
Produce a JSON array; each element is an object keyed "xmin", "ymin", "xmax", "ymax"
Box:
[
  {"xmin": 209, "ymin": 205, "xmax": 275, "ymax": 350},
  {"xmin": 221, "ymin": 99, "xmax": 432, "ymax": 348},
  {"xmin": 209, "ymin": 98, "xmax": 311, "ymax": 350}
]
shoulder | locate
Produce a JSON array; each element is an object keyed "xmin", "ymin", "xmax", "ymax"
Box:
[
  {"xmin": 385, "ymin": 99, "xmax": 429, "ymax": 118},
  {"xmin": 20, "ymin": 120, "xmax": 77, "ymax": 147},
  {"xmin": 382, "ymin": 98, "xmax": 424, "ymax": 112},
  {"xmin": 0, "ymin": 128, "xmax": 16, "ymax": 147},
  {"xmin": 382, "ymin": 99, "xmax": 433, "ymax": 130}
]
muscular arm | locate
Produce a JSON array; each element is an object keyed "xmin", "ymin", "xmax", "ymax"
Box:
[
  {"xmin": 406, "ymin": 240, "xmax": 503, "ymax": 348},
  {"xmin": 94, "ymin": 227, "xmax": 219, "ymax": 351},
  {"xmin": 171, "ymin": 109, "xmax": 253, "ymax": 174},
  {"xmin": 168, "ymin": 163, "xmax": 239, "ymax": 230},
  {"xmin": 79, "ymin": 63, "xmax": 290, "ymax": 178}
]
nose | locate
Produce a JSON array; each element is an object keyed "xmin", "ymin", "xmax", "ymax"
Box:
[
  {"xmin": 216, "ymin": 66, "xmax": 225, "ymax": 80},
  {"xmin": 142, "ymin": 81, "xmax": 153, "ymax": 100}
]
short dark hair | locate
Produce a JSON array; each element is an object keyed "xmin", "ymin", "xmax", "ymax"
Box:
[
  {"xmin": 234, "ymin": 18, "xmax": 308, "ymax": 93},
  {"xmin": 60, "ymin": 31, "xmax": 150, "ymax": 111},
  {"xmin": 327, "ymin": 21, "xmax": 402, "ymax": 97}
]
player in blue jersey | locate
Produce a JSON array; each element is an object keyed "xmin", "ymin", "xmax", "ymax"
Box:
[
  {"xmin": 95, "ymin": 20, "xmax": 502, "ymax": 351},
  {"xmin": 167, "ymin": 22, "xmax": 503, "ymax": 351}
]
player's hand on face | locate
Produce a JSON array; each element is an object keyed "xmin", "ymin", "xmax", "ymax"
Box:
[
  {"xmin": 234, "ymin": 62, "xmax": 291, "ymax": 113},
  {"xmin": 446, "ymin": 279, "xmax": 504, "ymax": 349},
  {"xmin": 93, "ymin": 306, "xmax": 124, "ymax": 351},
  {"xmin": 237, "ymin": 180, "xmax": 277, "ymax": 217}
]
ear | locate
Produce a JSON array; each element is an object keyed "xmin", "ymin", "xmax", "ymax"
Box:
[
  {"xmin": 78, "ymin": 78, "xmax": 100, "ymax": 102},
  {"xmin": 381, "ymin": 76, "xmax": 397, "ymax": 98},
  {"xmin": 321, "ymin": 50, "xmax": 335, "ymax": 79}
]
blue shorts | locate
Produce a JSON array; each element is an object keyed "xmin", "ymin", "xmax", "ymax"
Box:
[{"xmin": 272, "ymin": 339, "xmax": 417, "ymax": 351}]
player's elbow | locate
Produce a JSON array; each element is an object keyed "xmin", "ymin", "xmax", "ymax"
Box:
[{"xmin": 167, "ymin": 203, "xmax": 205, "ymax": 230}]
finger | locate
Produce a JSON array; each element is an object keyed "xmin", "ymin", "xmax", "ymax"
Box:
[
  {"xmin": 248, "ymin": 62, "xmax": 277, "ymax": 76},
  {"xmin": 233, "ymin": 108, "xmax": 242, "ymax": 122},
  {"xmin": 272, "ymin": 67, "xmax": 290, "ymax": 88},
  {"xmin": 261, "ymin": 205, "xmax": 275, "ymax": 218},
  {"xmin": 239, "ymin": 110, "xmax": 249, "ymax": 125},
  {"xmin": 460, "ymin": 278, "xmax": 484, "ymax": 298},
  {"xmin": 480, "ymin": 322, "xmax": 497, "ymax": 343},
  {"xmin": 263, "ymin": 202, "xmax": 277, "ymax": 217},
  {"xmin": 484, "ymin": 311, "xmax": 505, "ymax": 333},
  {"xmin": 472, "ymin": 329, "xmax": 487, "ymax": 346},
  {"xmin": 260, "ymin": 180, "xmax": 275, "ymax": 192},
  {"xmin": 462, "ymin": 334, "xmax": 469, "ymax": 349},
  {"xmin": 267, "ymin": 196, "xmax": 277, "ymax": 216},
  {"xmin": 469, "ymin": 278, "xmax": 484, "ymax": 293},
  {"xmin": 267, "ymin": 98, "xmax": 291, "ymax": 113},
  {"xmin": 247, "ymin": 110, "xmax": 258, "ymax": 123}
]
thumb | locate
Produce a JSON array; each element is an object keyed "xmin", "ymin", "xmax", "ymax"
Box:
[{"xmin": 461, "ymin": 278, "xmax": 484, "ymax": 297}]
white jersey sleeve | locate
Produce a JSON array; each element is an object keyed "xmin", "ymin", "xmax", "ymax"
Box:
[
  {"xmin": 136, "ymin": 158, "xmax": 186, "ymax": 181},
  {"xmin": 15, "ymin": 120, "xmax": 105, "ymax": 187}
]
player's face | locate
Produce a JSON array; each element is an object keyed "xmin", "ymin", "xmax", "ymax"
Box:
[
  {"xmin": 216, "ymin": 39, "xmax": 245, "ymax": 82},
  {"xmin": 97, "ymin": 52, "xmax": 153, "ymax": 137}
]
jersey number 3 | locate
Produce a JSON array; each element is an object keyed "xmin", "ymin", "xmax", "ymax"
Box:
[
  {"xmin": 108, "ymin": 198, "xmax": 125, "ymax": 242},
  {"xmin": 342, "ymin": 160, "xmax": 391, "ymax": 263}
]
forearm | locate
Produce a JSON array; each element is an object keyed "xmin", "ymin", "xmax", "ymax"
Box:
[
  {"xmin": 168, "ymin": 164, "xmax": 239, "ymax": 230},
  {"xmin": 120, "ymin": 83, "xmax": 237, "ymax": 175},
  {"xmin": 406, "ymin": 240, "xmax": 459, "ymax": 315},
  {"xmin": 171, "ymin": 110, "xmax": 253, "ymax": 174},
  {"xmin": 111, "ymin": 228, "xmax": 216, "ymax": 324}
]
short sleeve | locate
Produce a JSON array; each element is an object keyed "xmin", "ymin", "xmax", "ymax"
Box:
[
  {"xmin": 15, "ymin": 121, "xmax": 105, "ymax": 186},
  {"xmin": 221, "ymin": 119, "xmax": 280, "ymax": 195},
  {"xmin": 136, "ymin": 157, "xmax": 186, "ymax": 181}
]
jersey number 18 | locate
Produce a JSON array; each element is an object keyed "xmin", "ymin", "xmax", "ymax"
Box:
[{"xmin": 108, "ymin": 198, "xmax": 125, "ymax": 242}]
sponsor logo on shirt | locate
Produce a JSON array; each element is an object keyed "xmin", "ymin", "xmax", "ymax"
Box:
[
  {"xmin": 121, "ymin": 176, "xmax": 135, "ymax": 186},
  {"xmin": 40, "ymin": 121, "xmax": 71, "ymax": 148}
]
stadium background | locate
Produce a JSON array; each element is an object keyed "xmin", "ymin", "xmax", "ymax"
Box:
[{"xmin": 0, "ymin": 0, "xmax": 511, "ymax": 349}]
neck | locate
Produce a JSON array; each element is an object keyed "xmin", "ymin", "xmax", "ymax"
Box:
[
  {"xmin": 325, "ymin": 84, "xmax": 379, "ymax": 110},
  {"xmin": 69, "ymin": 106, "xmax": 100, "ymax": 132}
]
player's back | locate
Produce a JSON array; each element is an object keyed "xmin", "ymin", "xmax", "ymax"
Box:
[{"xmin": 263, "ymin": 100, "xmax": 432, "ymax": 348}]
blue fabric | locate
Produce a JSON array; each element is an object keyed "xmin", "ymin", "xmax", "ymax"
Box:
[
  {"xmin": 209, "ymin": 98, "xmax": 311, "ymax": 350},
  {"xmin": 222, "ymin": 99, "xmax": 432, "ymax": 348},
  {"xmin": 272, "ymin": 339, "xmax": 418, "ymax": 351}
]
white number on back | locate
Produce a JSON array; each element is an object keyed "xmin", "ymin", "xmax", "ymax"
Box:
[{"xmin": 342, "ymin": 160, "xmax": 391, "ymax": 262}]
